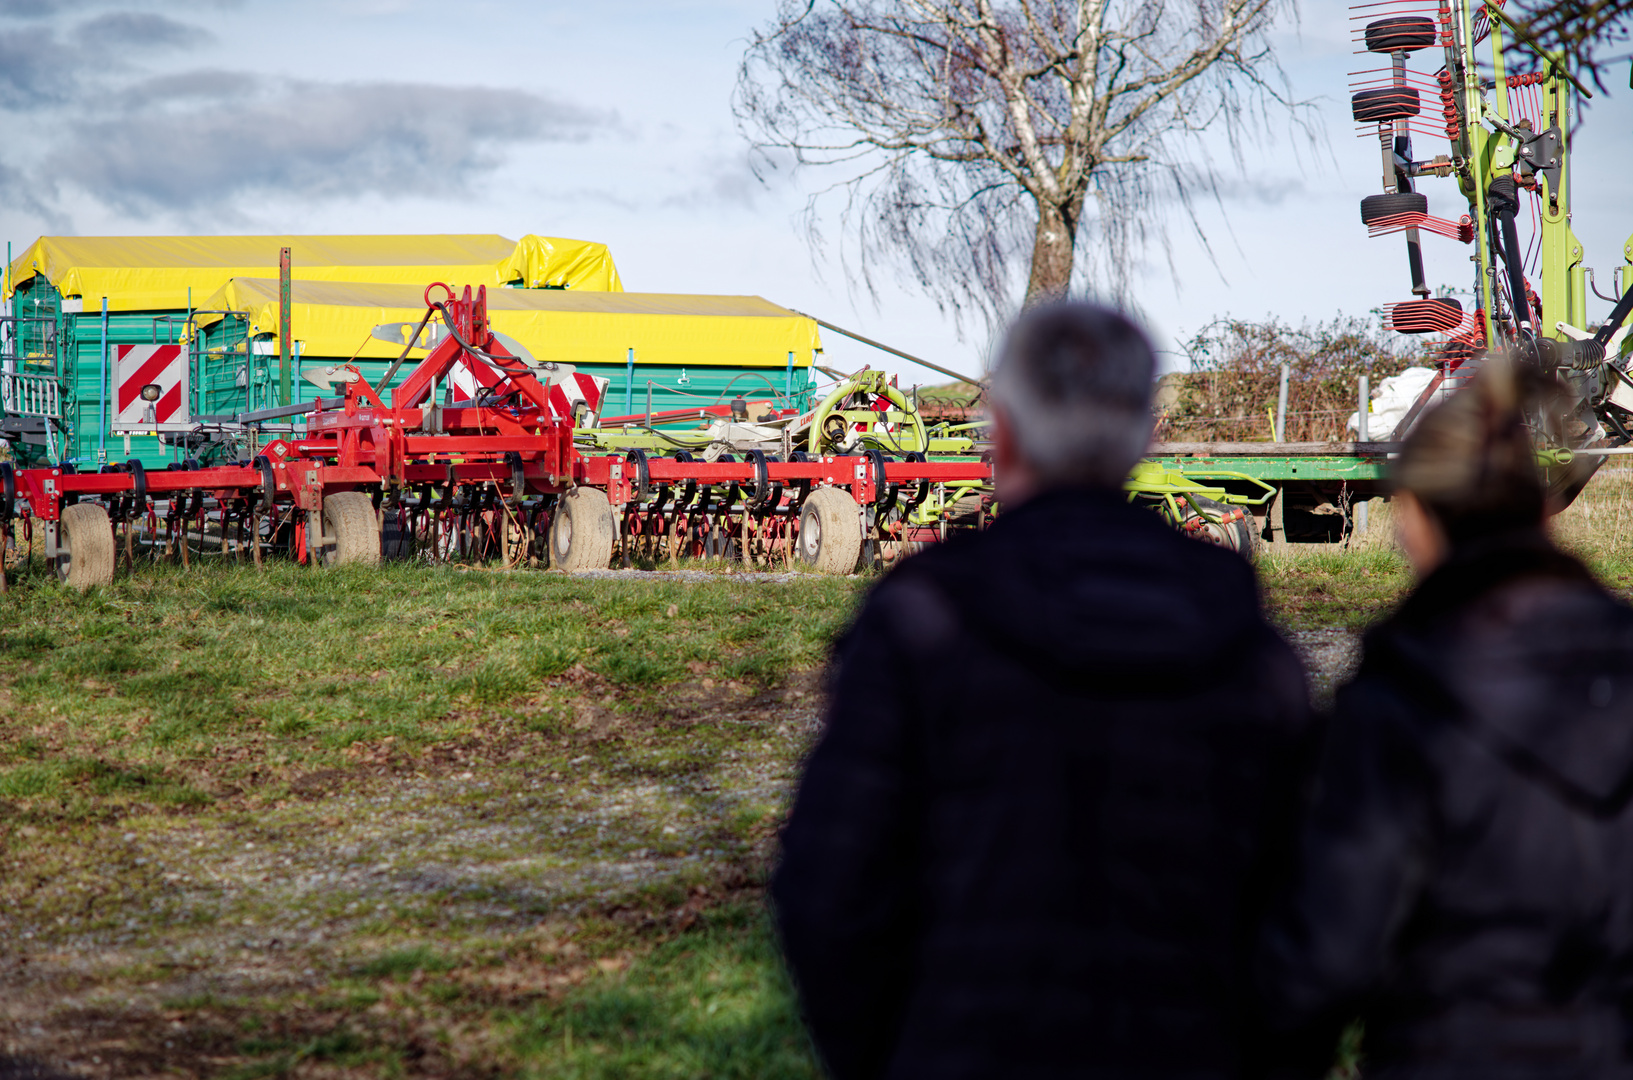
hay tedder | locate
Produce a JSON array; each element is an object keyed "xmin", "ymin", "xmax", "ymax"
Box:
[
  {"xmin": 1346, "ymin": 0, "xmax": 1633, "ymax": 488},
  {"xmin": 0, "ymin": 281, "xmax": 1275, "ymax": 589}
]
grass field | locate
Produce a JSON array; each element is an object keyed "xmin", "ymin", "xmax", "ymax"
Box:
[
  {"xmin": 0, "ymin": 475, "xmax": 1630, "ymax": 1078},
  {"xmin": 0, "ymin": 564, "xmax": 855, "ymax": 1078}
]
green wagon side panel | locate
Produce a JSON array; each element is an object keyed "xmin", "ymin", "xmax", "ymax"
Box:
[{"xmin": 1145, "ymin": 454, "xmax": 1390, "ymax": 482}]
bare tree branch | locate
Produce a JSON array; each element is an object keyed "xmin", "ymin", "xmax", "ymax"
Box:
[
  {"xmin": 1500, "ymin": 0, "xmax": 1633, "ymax": 92},
  {"xmin": 736, "ymin": 0, "xmax": 1311, "ymax": 333}
]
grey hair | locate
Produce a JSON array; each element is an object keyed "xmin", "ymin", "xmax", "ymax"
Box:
[{"xmin": 987, "ymin": 301, "xmax": 1157, "ymax": 489}]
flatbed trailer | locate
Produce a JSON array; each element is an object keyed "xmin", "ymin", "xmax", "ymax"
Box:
[{"xmin": 1146, "ymin": 442, "xmax": 1397, "ymax": 543}]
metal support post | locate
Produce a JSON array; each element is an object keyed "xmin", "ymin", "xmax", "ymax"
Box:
[
  {"xmin": 1356, "ymin": 375, "xmax": 1369, "ymax": 534},
  {"xmin": 279, "ymin": 247, "xmax": 292, "ymax": 407},
  {"xmin": 1274, "ymin": 364, "xmax": 1290, "ymax": 442},
  {"xmin": 786, "ymin": 350, "xmax": 794, "ymax": 401},
  {"xmin": 625, "ymin": 347, "xmax": 634, "ymax": 413},
  {"xmin": 98, "ymin": 297, "xmax": 109, "ymax": 464}
]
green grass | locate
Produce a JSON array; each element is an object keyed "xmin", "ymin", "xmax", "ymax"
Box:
[
  {"xmin": 0, "ymin": 560, "xmax": 861, "ymax": 813},
  {"xmin": 1257, "ymin": 547, "xmax": 1414, "ymax": 631},
  {"xmin": 515, "ymin": 904, "xmax": 818, "ymax": 1080},
  {"xmin": 0, "ymin": 559, "xmax": 856, "ymax": 1078},
  {"xmin": 3, "ymin": 492, "xmax": 1633, "ymax": 1078}
]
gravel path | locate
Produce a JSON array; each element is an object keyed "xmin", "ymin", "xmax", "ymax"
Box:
[{"xmin": 1287, "ymin": 628, "xmax": 1364, "ymax": 703}]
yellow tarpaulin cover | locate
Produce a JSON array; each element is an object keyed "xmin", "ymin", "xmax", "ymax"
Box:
[
  {"xmin": 5, "ymin": 234, "xmax": 622, "ymax": 310},
  {"xmin": 494, "ymin": 235, "xmax": 622, "ymax": 291},
  {"xmin": 197, "ymin": 279, "xmax": 819, "ymax": 369}
]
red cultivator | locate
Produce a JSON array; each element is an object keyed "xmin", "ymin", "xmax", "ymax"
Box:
[{"xmin": 0, "ymin": 284, "xmax": 993, "ymax": 589}]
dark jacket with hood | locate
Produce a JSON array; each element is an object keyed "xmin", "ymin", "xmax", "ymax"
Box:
[
  {"xmin": 1259, "ymin": 532, "xmax": 1633, "ymax": 1079},
  {"xmin": 771, "ymin": 489, "xmax": 1314, "ymax": 1080}
]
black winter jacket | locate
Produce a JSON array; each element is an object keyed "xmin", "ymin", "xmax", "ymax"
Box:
[
  {"xmin": 1259, "ymin": 532, "xmax": 1633, "ymax": 1080},
  {"xmin": 772, "ymin": 489, "xmax": 1315, "ymax": 1080}
]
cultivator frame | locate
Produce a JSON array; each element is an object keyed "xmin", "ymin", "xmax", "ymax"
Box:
[{"xmin": 0, "ymin": 283, "xmax": 1005, "ymax": 587}]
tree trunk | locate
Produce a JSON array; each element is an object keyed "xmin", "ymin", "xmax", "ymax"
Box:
[{"xmin": 1023, "ymin": 200, "xmax": 1077, "ymax": 306}]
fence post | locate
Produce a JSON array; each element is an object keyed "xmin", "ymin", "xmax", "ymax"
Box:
[
  {"xmin": 1356, "ymin": 375, "xmax": 1370, "ymax": 534},
  {"xmin": 1274, "ymin": 363, "xmax": 1290, "ymax": 442}
]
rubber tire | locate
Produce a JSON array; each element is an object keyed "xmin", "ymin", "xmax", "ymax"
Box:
[
  {"xmin": 319, "ymin": 491, "xmax": 380, "ymax": 567},
  {"xmin": 1361, "ymin": 192, "xmax": 1428, "ymax": 224},
  {"xmin": 551, "ymin": 487, "xmax": 615, "ymax": 570},
  {"xmin": 1351, "ymin": 86, "xmax": 1420, "ymax": 122},
  {"xmin": 58, "ymin": 502, "xmax": 115, "ymax": 591},
  {"xmin": 1230, "ymin": 515, "xmax": 1258, "ymax": 559},
  {"xmin": 1184, "ymin": 497, "xmax": 1256, "ymax": 560},
  {"xmin": 798, "ymin": 486, "xmax": 863, "ymax": 574},
  {"xmin": 1365, "ymin": 16, "xmax": 1437, "ymax": 53}
]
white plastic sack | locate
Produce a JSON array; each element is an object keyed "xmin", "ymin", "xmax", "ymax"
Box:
[{"xmin": 1348, "ymin": 366, "xmax": 1438, "ymax": 440}]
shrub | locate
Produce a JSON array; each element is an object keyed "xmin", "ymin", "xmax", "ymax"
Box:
[{"xmin": 1155, "ymin": 315, "xmax": 1426, "ymax": 443}]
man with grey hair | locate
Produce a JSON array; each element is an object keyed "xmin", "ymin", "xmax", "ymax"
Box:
[{"xmin": 772, "ymin": 301, "xmax": 1316, "ymax": 1079}]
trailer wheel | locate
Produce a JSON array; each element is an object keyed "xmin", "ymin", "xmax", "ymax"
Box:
[
  {"xmin": 319, "ymin": 491, "xmax": 381, "ymax": 567},
  {"xmin": 798, "ymin": 486, "xmax": 863, "ymax": 574},
  {"xmin": 58, "ymin": 503, "xmax": 115, "ymax": 591},
  {"xmin": 551, "ymin": 487, "xmax": 615, "ymax": 570}
]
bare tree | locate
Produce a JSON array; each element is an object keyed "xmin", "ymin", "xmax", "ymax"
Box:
[
  {"xmin": 736, "ymin": 0, "xmax": 1304, "ymax": 328},
  {"xmin": 1501, "ymin": 0, "xmax": 1632, "ymax": 92}
]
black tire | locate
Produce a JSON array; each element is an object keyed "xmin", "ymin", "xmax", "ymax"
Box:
[
  {"xmin": 550, "ymin": 487, "xmax": 615, "ymax": 570},
  {"xmin": 1390, "ymin": 297, "xmax": 1465, "ymax": 334},
  {"xmin": 1352, "ymin": 86, "xmax": 1420, "ymax": 122},
  {"xmin": 1230, "ymin": 514, "xmax": 1258, "ymax": 558},
  {"xmin": 1184, "ymin": 496, "xmax": 1256, "ymax": 560},
  {"xmin": 1365, "ymin": 16, "xmax": 1438, "ymax": 53},
  {"xmin": 1361, "ymin": 192, "xmax": 1428, "ymax": 225},
  {"xmin": 798, "ymin": 486, "xmax": 863, "ymax": 574},
  {"xmin": 58, "ymin": 502, "xmax": 115, "ymax": 590},
  {"xmin": 317, "ymin": 491, "xmax": 380, "ymax": 567}
]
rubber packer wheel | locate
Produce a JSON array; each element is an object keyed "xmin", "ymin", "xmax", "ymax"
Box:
[
  {"xmin": 798, "ymin": 486, "xmax": 863, "ymax": 574},
  {"xmin": 1365, "ymin": 16, "xmax": 1438, "ymax": 53},
  {"xmin": 57, "ymin": 502, "xmax": 115, "ymax": 591},
  {"xmin": 318, "ymin": 491, "xmax": 380, "ymax": 567},
  {"xmin": 1351, "ymin": 86, "xmax": 1420, "ymax": 123},
  {"xmin": 1361, "ymin": 192, "xmax": 1428, "ymax": 225},
  {"xmin": 551, "ymin": 487, "xmax": 615, "ymax": 570}
]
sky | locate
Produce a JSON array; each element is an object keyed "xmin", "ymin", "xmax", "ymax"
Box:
[{"xmin": 1, "ymin": 0, "xmax": 1629, "ymax": 384}]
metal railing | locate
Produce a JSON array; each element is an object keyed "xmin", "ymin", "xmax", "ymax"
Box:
[{"xmin": 0, "ymin": 369, "xmax": 63, "ymax": 419}]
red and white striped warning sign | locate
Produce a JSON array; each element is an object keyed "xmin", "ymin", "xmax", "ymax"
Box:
[
  {"xmin": 548, "ymin": 372, "xmax": 610, "ymax": 423},
  {"xmin": 112, "ymin": 344, "xmax": 190, "ymax": 431},
  {"xmin": 445, "ymin": 364, "xmax": 608, "ymax": 424}
]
